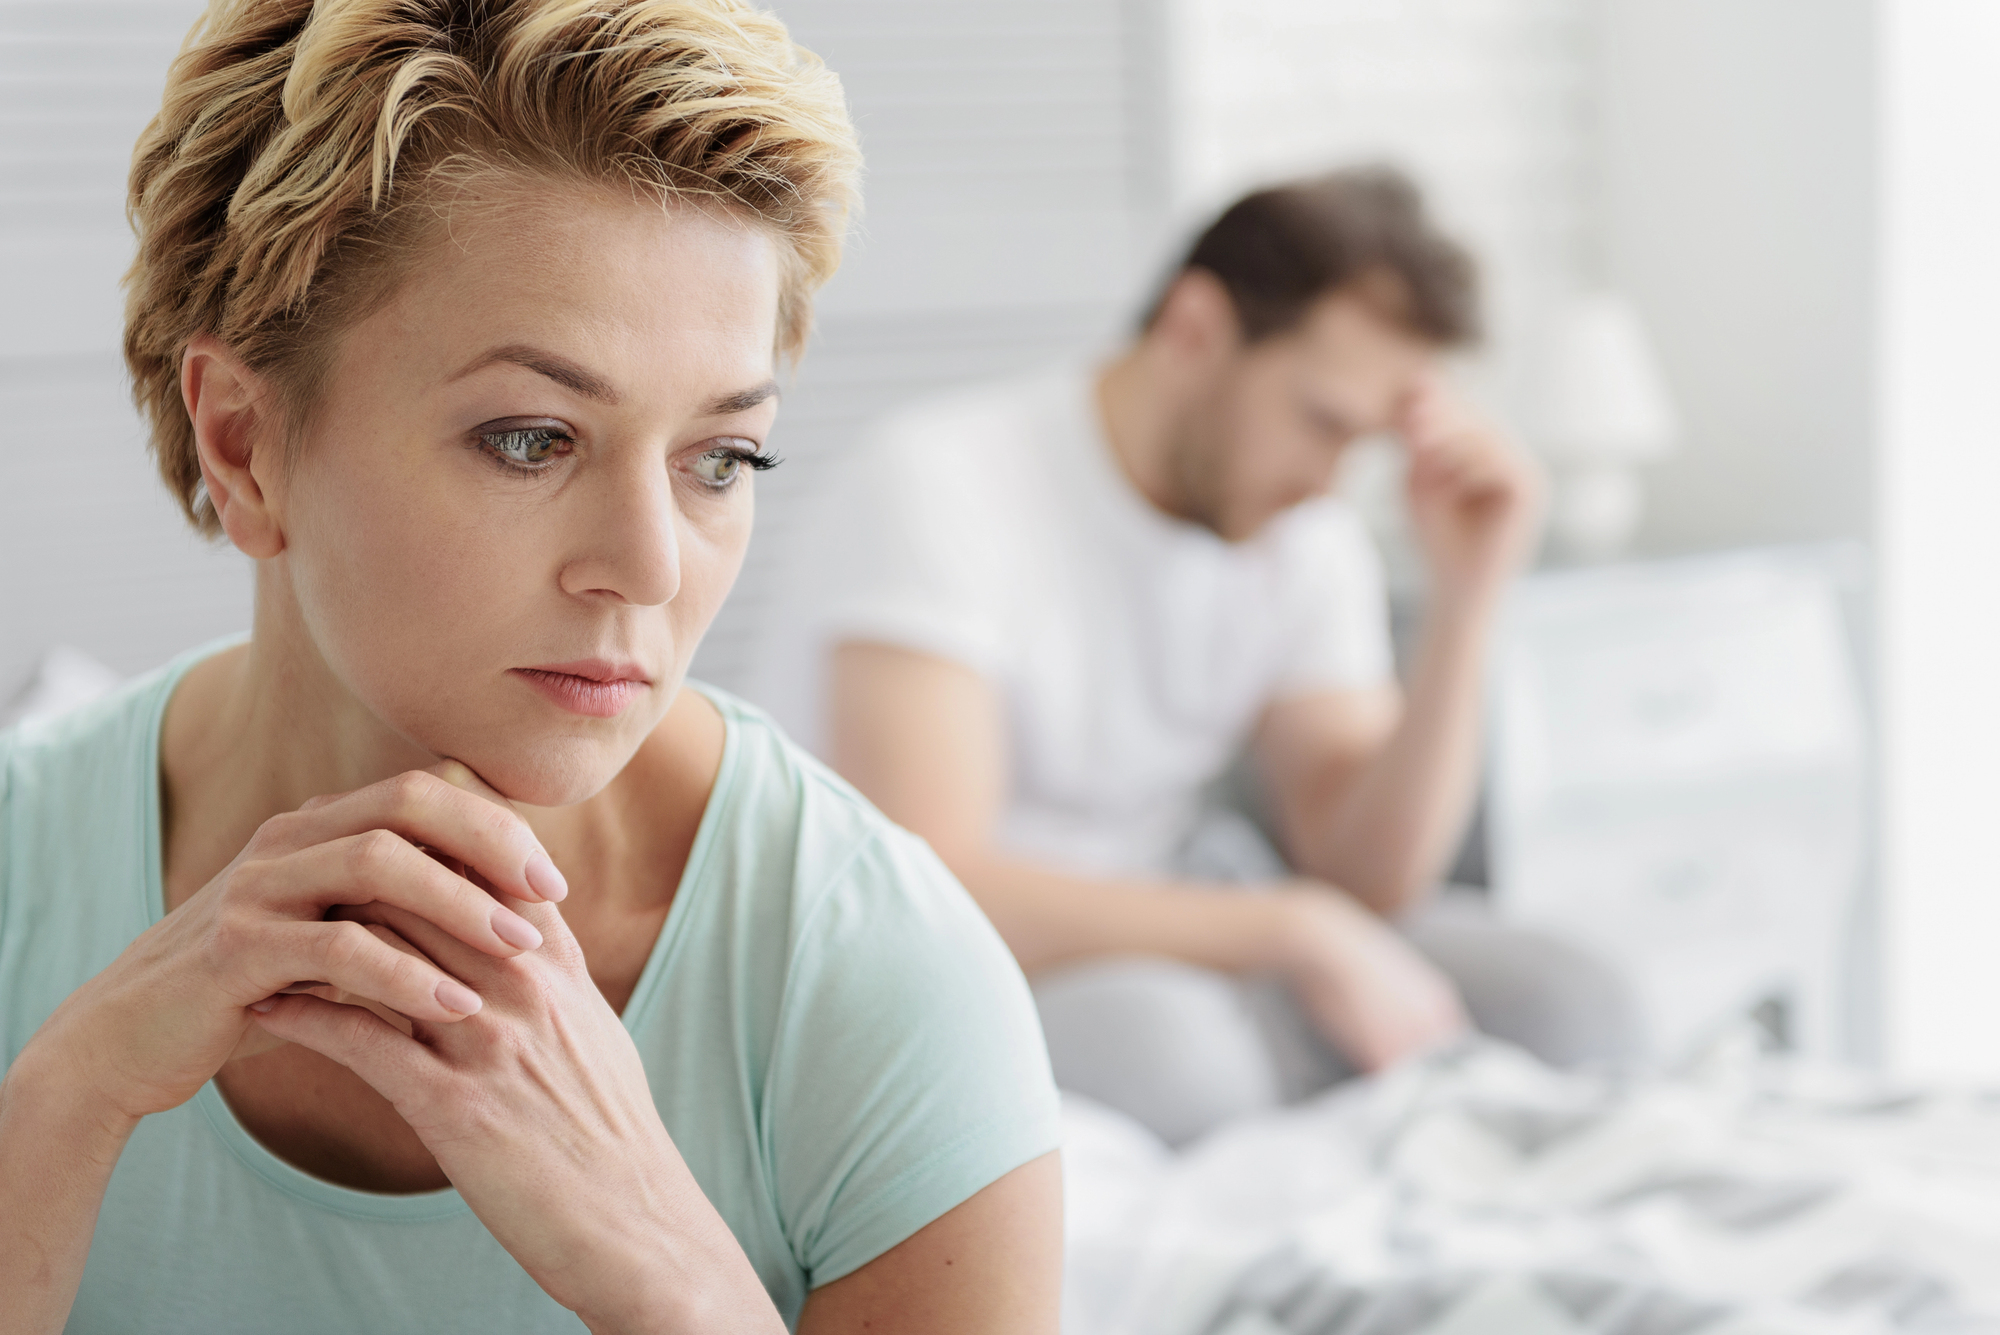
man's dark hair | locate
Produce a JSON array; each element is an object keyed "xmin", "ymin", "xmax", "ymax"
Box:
[{"xmin": 1146, "ymin": 165, "xmax": 1480, "ymax": 346}]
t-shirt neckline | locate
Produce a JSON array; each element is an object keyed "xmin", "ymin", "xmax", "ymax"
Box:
[{"xmin": 133, "ymin": 637, "xmax": 740, "ymax": 1220}]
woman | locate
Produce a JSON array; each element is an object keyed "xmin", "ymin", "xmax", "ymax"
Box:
[{"xmin": 0, "ymin": 2, "xmax": 1062, "ymax": 1331}]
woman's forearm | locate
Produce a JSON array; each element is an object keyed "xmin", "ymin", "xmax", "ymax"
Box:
[
  {"xmin": 565, "ymin": 1142, "xmax": 787, "ymax": 1335},
  {"xmin": 0, "ymin": 1041, "xmax": 139, "ymax": 1335}
]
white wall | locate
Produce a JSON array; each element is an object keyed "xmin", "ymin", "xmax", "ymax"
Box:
[
  {"xmin": 1876, "ymin": 0, "xmax": 2000, "ymax": 1078},
  {"xmin": 1171, "ymin": 0, "xmax": 1598, "ymax": 426},
  {"xmin": 1599, "ymin": 0, "xmax": 2000, "ymax": 1076},
  {"xmin": 1598, "ymin": 0, "xmax": 1878, "ymax": 557},
  {"xmin": 0, "ymin": 0, "xmax": 243, "ymax": 700}
]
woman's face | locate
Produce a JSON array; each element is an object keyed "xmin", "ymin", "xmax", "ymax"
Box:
[{"xmin": 266, "ymin": 188, "xmax": 781, "ymax": 805}]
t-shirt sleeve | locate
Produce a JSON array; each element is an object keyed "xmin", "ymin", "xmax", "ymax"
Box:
[
  {"xmin": 764, "ymin": 826, "xmax": 1061, "ymax": 1288},
  {"xmin": 1269, "ymin": 499, "xmax": 1398, "ymax": 697},
  {"xmin": 0, "ymin": 726, "xmax": 13, "ymax": 939},
  {"xmin": 810, "ymin": 405, "xmax": 1023, "ymax": 680}
]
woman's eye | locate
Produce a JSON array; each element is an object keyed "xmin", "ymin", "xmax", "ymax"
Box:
[
  {"xmin": 690, "ymin": 442, "xmax": 779, "ymax": 489},
  {"xmin": 481, "ymin": 426, "xmax": 571, "ymax": 468},
  {"xmin": 691, "ymin": 449, "xmax": 745, "ymax": 488}
]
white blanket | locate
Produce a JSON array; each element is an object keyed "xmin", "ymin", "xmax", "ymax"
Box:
[{"xmin": 1061, "ymin": 1040, "xmax": 2000, "ymax": 1335}]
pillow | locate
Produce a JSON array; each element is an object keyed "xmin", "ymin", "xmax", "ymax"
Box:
[{"xmin": 0, "ymin": 647, "xmax": 123, "ymax": 730}]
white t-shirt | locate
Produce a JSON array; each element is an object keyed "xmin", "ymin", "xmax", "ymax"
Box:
[{"xmin": 759, "ymin": 367, "xmax": 1394, "ymax": 878}]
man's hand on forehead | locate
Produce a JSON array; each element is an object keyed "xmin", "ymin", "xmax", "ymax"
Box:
[{"xmin": 1395, "ymin": 376, "xmax": 1544, "ymax": 596}]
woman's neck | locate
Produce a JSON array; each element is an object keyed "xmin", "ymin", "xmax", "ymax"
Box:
[
  {"xmin": 518, "ymin": 691, "xmax": 724, "ymax": 917},
  {"xmin": 160, "ymin": 582, "xmax": 438, "ymax": 910},
  {"xmin": 158, "ymin": 573, "xmax": 721, "ymax": 922}
]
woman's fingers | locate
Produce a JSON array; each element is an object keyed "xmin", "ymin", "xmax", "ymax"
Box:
[
  {"xmin": 276, "ymin": 923, "xmax": 432, "ymax": 1037},
  {"xmin": 427, "ymin": 759, "xmax": 513, "ymax": 811},
  {"xmin": 335, "ymin": 897, "xmax": 554, "ymax": 988},
  {"xmin": 334, "ymin": 900, "xmax": 483, "ymax": 983},
  {"xmin": 249, "ymin": 992, "xmax": 431, "ymax": 1102},
  {"xmin": 246, "ymin": 919, "xmax": 485, "ymax": 1023},
  {"xmin": 263, "ymin": 769, "xmax": 567, "ymax": 904},
  {"xmin": 334, "ymin": 896, "xmax": 586, "ymax": 1012},
  {"xmin": 262, "ymin": 831, "xmax": 545, "ymax": 958},
  {"xmin": 427, "ymin": 760, "xmax": 571, "ymax": 901}
]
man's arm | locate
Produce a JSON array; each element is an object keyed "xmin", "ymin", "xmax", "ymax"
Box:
[
  {"xmin": 829, "ymin": 642, "xmax": 1304, "ymax": 975},
  {"xmin": 795, "ymin": 1153, "xmax": 1062, "ymax": 1334},
  {"xmin": 1257, "ymin": 381, "xmax": 1541, "ymax": 919},
  {"xmin": 1255, "ymin": 597, "xmax": 1492, "ymax": 918},
  {"xmin": 827, "ymin": 642, "xmax": 1464, "ymax": 1069}
]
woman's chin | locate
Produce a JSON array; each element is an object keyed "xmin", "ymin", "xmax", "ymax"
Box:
[
  {"xmin": 382, "ymin": 685, "xmax": 667, "ymax": 808},
  {"xmin": 449, "ymin": 739, "xmax": 631, "ymax": 809}
]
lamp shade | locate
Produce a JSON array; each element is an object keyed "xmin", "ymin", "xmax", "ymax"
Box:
[{"xmin": 1529, "ymin": 292, "xmax": 1678, "ymax": 464}]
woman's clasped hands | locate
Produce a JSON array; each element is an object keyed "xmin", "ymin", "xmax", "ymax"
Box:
[
  {"xmin": 27, "ymin": 762, "xmax": 780, "ymax": 1333},
  {"xmin": 38, "ymin": 763, "xmax": 561, "ymax": 1125}
]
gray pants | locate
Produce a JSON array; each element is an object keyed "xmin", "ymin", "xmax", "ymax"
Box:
[{"xmin": 1032, "ymin": 890, "xmax": 1641, "ymax": 1146}]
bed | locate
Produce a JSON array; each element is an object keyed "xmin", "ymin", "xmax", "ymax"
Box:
[{"xmin": 1061, "ymin": 1038, "xmax": 2000, "ymax": 1335}]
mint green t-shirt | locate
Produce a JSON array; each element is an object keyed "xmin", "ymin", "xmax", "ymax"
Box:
[{"xmin": 0, "ymin": 645, "xmax": 1060, "ymax": 1333}]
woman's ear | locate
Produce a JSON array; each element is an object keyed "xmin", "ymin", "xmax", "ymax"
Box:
[{"xmin": 182, "ymin": 335, "xmax": 285, "ymax": 559}]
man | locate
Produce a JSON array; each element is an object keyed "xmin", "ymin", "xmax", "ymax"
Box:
[{"xmin": 767, "ymin": 167, "xmax": 1631, "ymax": 1145}]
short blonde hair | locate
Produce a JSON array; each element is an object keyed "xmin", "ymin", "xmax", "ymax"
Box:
[{"xmin": 125, "ymin": 0, "xmax": 860, "ymax": 535}]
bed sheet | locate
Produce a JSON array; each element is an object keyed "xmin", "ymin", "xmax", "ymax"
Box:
[{"xmin": 1061, "ymin": 1039, "xmax": 2000, "ymax": 1335}]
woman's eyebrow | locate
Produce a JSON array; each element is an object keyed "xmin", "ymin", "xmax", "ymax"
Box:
[
  {"xmin": 705, "ymin": 381, "xmax": 780, "ymax": 416},
  {"xmin": 448, "ymin": 344, "xmax": 621, "ymax": 404},
  {"xmin": 446, "ymin": 347, "xmax": 776, "ymax": 418}
]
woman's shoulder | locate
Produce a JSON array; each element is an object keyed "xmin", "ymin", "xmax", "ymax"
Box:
[
  {"xmin": 685, "ymin": 681, "xmax": 1033, "ymax": 1002},
  {"xmin": 0, "ymin": 664, "xmax": 188, "ymax": 1014},
  {"xmin": 1, "ymin": 639, "xmax": 233, "ymax": 829},
  {"xmin": 696, "ymin": 678, "xmax": 1042, "ymax": 1032},
  {"xmin": 682, "ymin": 692, "xmax": 1058, "ymax": 1287},
  {"xmin": 1, "ymin": 665, "xmax": 177, "ymax": 836},
  {"xmin": 691, "ymin": 682, "xmax": 954, "ymax": 912}
]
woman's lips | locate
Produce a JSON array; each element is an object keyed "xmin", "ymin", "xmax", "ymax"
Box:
[{"xmin": 511, "ymin": 663, "xmax": 649, "ymax": 719}]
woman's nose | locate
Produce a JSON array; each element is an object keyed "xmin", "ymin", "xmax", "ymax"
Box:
[{"xmin": 559, "ymin": 464, "xmax": 682, "ymax": 607}]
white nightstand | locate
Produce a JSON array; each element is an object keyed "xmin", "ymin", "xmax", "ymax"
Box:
[{"xmin": 1486, "ymin": 545, "xmax": 1869, "ymax": 1062}]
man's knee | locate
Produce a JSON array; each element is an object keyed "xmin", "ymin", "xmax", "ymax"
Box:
[
  {"xmin": 1403, "ymin": 894, "xmax": 1644, "ymax": 1067},
  {"xmin": 1032, "ymin": 957, "xmax": 1283, "ymax": 1146}
]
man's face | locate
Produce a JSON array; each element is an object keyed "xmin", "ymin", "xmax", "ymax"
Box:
[{"xmin": 1172, "ymin": 290, "xmax": 1439, "ymax": 542}]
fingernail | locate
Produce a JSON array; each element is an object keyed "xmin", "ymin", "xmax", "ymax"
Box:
[
  {"xmin": 524, "ymin": 849, "xmax": 568, "ymax": 902},
  {"xmin": 435, "ymin": 978, "xmax": 483, "ymax": 1016},
  {"xmin": 490, "ymin": 906, "xmax": 543, "ymax": 952},
  {"xmin": 248, "ymin": 997, "xmax": 277, "ymax": 1014}
]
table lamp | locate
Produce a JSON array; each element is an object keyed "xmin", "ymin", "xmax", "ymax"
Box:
[{"xmin": 1528, "ymin": 292, "xmax": 1679, "ymax": 562}]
